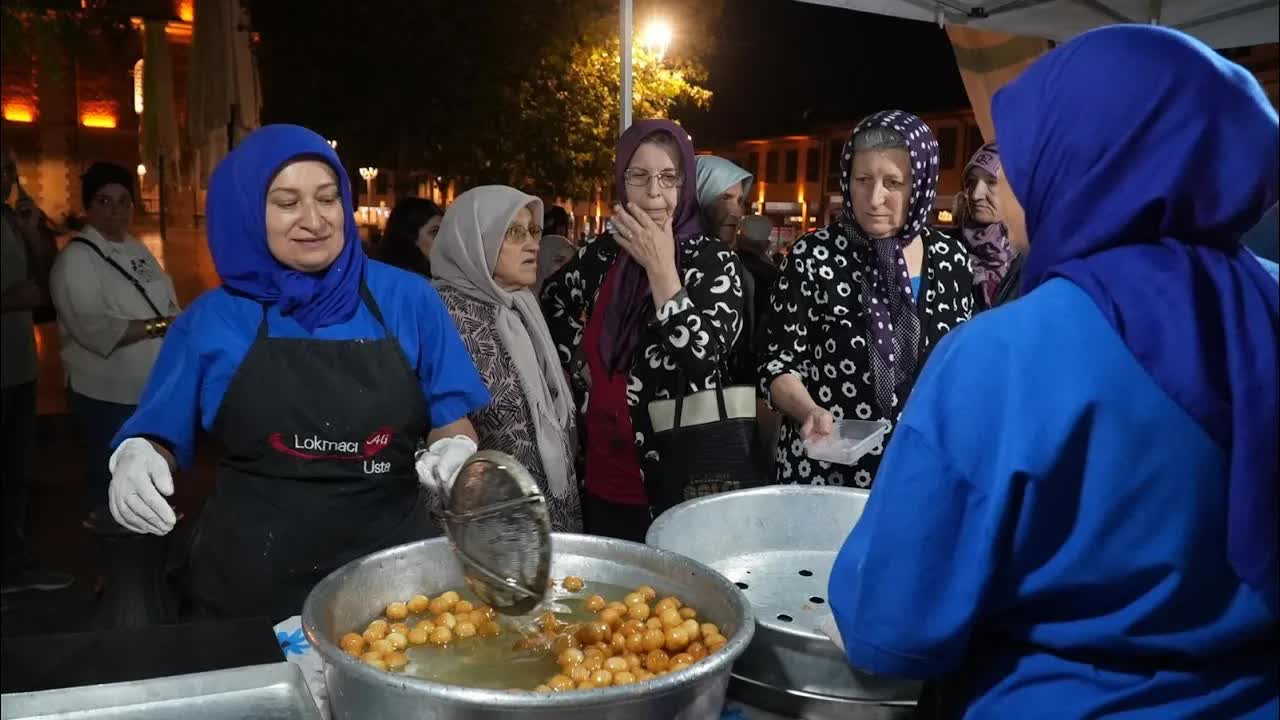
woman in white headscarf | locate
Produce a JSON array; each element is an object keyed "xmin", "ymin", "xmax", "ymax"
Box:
[
  {"xmin": 431, "ymin": 186, "xmax": 581, "ymax": 531},
  {"xmin": 695, "ymin": 156, "xmax": 753, "ymax": 247}
]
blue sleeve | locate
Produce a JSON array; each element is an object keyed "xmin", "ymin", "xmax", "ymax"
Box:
[
  {"xmin": 827, "ymin": 326, "xmax": 1013, "ymax": 679},
  {"xmin": 415, "ymin": 283, "xmax": 490, "ymax": 428},
  {"xmin": 112, "ymin": 312, "xmax": 202, "ymax": 468}
]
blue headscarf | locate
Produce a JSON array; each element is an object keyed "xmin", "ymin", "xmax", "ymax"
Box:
[
  {"xmin": 206, "ymin": 124, "xmax": 366, "ymax": 332},
  {"xmin": 995, "ymin": 26, "xmax": 1279, "ymax": 603}
]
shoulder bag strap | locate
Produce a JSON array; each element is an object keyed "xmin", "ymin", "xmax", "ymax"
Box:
[{"xmin": 69, "ymin": 237, "xmax": 163, "ymax": 317}]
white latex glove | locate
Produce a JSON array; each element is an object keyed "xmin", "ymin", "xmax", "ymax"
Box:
[
  {"xmin": 108, "ymin": 438, "xmax": 177, "ymax": 535},
  {"xmin": 414, "ymin": 435, "xmax": 478, "ymax": 499}
]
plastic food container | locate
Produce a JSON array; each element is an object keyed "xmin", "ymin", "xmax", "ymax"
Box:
[{"xmin": 803, "ymin": 419, "xmax": 891, "ymax": 466}]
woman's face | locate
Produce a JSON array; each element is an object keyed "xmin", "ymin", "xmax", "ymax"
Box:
[
  {"xmin": 265, "ymin": 160, "xmax": 345, "ymax": 272},
  {"xmin": 87, "ymin": 183, "xmax": 134, "ymax": 241},
  {"xmin": 493, "ymin": 205, "xmax": 541, "ymax": 291},
  {"xmin": 993, "ymin": 165, "xmax": 1028, "ymax": 254},
  {"xmin": 624, "ymin": 140, "xmax": 681, "ymax": 224},
  {"xmin": 415, "ymin": 214, "xmax": 443, "ymax": 258},
  {"xmin": 709, "ymin": 182, "xmax": 745, "ymax": 246},
  {"xmin": 965, "ymin": 167, "xmax": 1001, "ymax": 225},
  {"xmin": 850, "ymin": 149, "xmax": 911, "ymax": 239}
]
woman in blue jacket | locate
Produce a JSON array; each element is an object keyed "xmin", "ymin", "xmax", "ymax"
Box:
[
  {"xmin": 106, "ymin": 126, "xmax": 490, "ymax": 622},
  {"xmin": 828, "ymin": 26, "xmax": 1278, "ymax": 719}
]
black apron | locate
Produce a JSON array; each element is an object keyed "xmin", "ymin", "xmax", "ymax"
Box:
[{"xmin": 189, "ymin": 284, "xmax": 435, "ymax": 621}]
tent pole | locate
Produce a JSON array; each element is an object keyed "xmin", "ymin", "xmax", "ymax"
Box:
[
  {"xmin": 620, "ymin": 0, "xmax": 633, "ymax": 135},
  {"xmin": 158, "ymin": 151, "xmax": 168, "ymax": 244}
]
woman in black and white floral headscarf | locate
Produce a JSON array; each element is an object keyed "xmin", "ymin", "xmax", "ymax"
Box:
[{"xmin": 756, "ymin": 110, "xmax": 974, "ymax": 488}]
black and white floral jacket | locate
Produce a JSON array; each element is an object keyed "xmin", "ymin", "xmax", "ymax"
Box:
[{"xmin": 540, "ymin": 232, "xmax": 745, "ymax": 510}]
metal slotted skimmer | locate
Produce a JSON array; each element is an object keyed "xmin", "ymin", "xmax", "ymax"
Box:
[{"xmin": 441, "ymin": 450, "xmax": 551, "ymax": 616}]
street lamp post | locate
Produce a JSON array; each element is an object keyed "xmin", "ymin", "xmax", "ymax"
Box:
[
  {"xmin": 620, "ymin": 0, "xmax": 633, "ymax": 135},
  {"xmin": 358, "ymin": 167, "xmax": 378, "ymax": 224}
]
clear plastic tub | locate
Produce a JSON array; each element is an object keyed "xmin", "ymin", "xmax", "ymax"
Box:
[{"xmin": 803, "ymin": 418, "xmax": 892, "ymax": 466}]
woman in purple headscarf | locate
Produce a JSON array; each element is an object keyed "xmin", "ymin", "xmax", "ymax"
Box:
[
  {"xmin": 755, "ymin": 111, "xmax": 974, "ymax": 489},
  {"xmin": 955, "ymin": 143, "xmax": 1019, "ymax": 309},
  {"xmin": 541, "ymin": 119, "xmax": 745, "ymax": 541}
]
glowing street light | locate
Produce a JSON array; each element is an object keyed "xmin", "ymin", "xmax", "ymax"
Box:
[
  {"xmin": 359, "ymin": 167, "xmax": 378, "ymax": 224},
  {"xmin": 136, "ymin": 164, "xmax": 147, "ymax": 179},
  {"xmin": 641, "ymin": 18, "xmax": 672, "ymax": 59}
]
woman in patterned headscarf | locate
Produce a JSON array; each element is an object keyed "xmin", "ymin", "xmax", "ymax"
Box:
[
  {"xmin": 756, "ymin": 110, "xmax": 974, "ymax": 489},
  {"xmin": 955, "ymin": 143, "xmax": 1019, "ymax": 309}
]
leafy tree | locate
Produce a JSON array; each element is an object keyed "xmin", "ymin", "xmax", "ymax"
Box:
[{"xmin": 513, "ymin": 27, "xmax": 712, "ymax": 198}]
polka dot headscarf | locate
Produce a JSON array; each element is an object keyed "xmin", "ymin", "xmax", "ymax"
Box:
[{"xmin": 838, "ymin": 110, "xmax": 941, "ymax": 416}]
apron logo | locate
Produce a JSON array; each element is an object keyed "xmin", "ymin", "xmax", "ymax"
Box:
[{"xmin": 269, "ymin": 426, "xmax": 397, "ymax": 475}]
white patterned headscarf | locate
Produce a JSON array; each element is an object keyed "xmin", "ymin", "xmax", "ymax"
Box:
[{"xmin": 430, "ymin": 186, "xmax": 574, "ymax": 498}]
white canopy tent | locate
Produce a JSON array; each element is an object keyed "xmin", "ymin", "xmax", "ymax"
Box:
[{"xmin": 798, "ymin": 0, "xmax": 1279, "ymax": 49}]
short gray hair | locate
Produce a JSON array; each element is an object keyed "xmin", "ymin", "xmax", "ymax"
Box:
[{"xmin": 850, "ymin": 126, "xmax": 907, "ymax": 153}]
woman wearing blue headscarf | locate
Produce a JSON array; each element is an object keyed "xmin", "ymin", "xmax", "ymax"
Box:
[
  {"xmin": 104, "ymin": 126, "xmax": 490, "ymax": 621},
  {"xmin": 826, "ymin": 26, "xmax": 1277, "ymax": 718}
]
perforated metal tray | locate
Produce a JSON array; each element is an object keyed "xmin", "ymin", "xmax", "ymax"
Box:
[
  {"xmin": 648, "ymin": 486, "xmax": 921, "ymax": 719},
  {"xmin": 0, "ymin": 663, "xmax": 322, "ymax": 720}
]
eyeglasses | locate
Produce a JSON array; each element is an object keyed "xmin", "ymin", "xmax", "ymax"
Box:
[
  {"xmin": 92, "ymin": 194, "xmax": 133, "ymax": 210},
  {"xmin": 623, "ymin": 169, "xmax": 684, "ymax": 189},
  {"xmin": 505, "ymin": 224, "xmax": 542, "ymax": 243}
]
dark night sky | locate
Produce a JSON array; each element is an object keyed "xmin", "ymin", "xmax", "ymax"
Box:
[{"xmin": 683, "ymin": 0, "xmax": 970, "ymax": 145}]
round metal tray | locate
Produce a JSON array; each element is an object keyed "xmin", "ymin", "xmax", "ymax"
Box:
[{"xmin": 647, "ymin": 486, "xmax": 921, "ymax": 718}]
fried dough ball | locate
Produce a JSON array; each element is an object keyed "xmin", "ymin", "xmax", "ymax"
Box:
[
  {"xmin": 384, "ymin": 651, "xmax": 409, "ymax": 670},
  {"xmin": 584, "ymin": 594, "xmax": 607, "ymax": 613},
  {"xmin": 370, "ymin": 638, "xmax": 395, "ymax": 655},
  {"xmin": 687, "ymin": 641, "xmax": 707, "ymax": 661},
  {"xmin": 645, "ymin": 649, "xmax": 670, "ymax": 672},
  {"xmin": 386, "ymin": 632, "xmax": 408, "ymax": 651},
  {"xmin": 386, "ymin": 602, "xmax": 408, "ymax": 621},
  {"xmin": 562, "ymin": 576, "xmax": 585, "ymax": 592},
  {"xmin": 456, "ymin": 622, "xmax": 477, "ymax": 638},
  {"xmin": 429, "ymin": 626, "xmax": 453, "ymax": 646},
  {"xmin": 408, "ymin": 628, "xmax": 430, "ymax": 646},
  {"xmin": 408, "ymin": 594, "xmax": 430, "ymax": 614},
  {"xmin": 339, "ymin": 633, "xmax": 365, "ymax": 655},
  {"xmin": 665, "ymin": 626, "xmax": 690, "ymax": 652},
  {"xmin": 548, "ymin": 674, "xmax": 574, "ymax": 692}
]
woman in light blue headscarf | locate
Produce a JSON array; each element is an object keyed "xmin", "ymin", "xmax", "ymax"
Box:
[
  {"xmin": 826, "ymin": 25, "xmax": 1277, "ymax": 719},
  {"xmin": 695, "ymin": 155, "xmax": 753, "ymax": 247},
  {"xmin": 106, "ymin": 125, "xmax": 490, "ymax": 622}
]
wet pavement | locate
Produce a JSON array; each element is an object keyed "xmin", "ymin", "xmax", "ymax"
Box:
[{"xmin": 6, "ymin": 219, "xmax": 222, "ymax": 636}]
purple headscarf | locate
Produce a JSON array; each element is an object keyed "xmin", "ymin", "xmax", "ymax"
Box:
[
  {"xmin": 600, "ymin": 119, "xmax": 704, "ymax": 374},
  {"xmin": 839, "ymin": 110, "xmax": 940, "ymax": 415},
  {"xmin": 959, "ymin": 143, "xmax": 1015, "ymax": 306}
]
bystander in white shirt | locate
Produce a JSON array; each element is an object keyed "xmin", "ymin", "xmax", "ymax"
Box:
[{"xmin": 49, "ymin": 224, "xmax": 180, "ymax": 405}]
